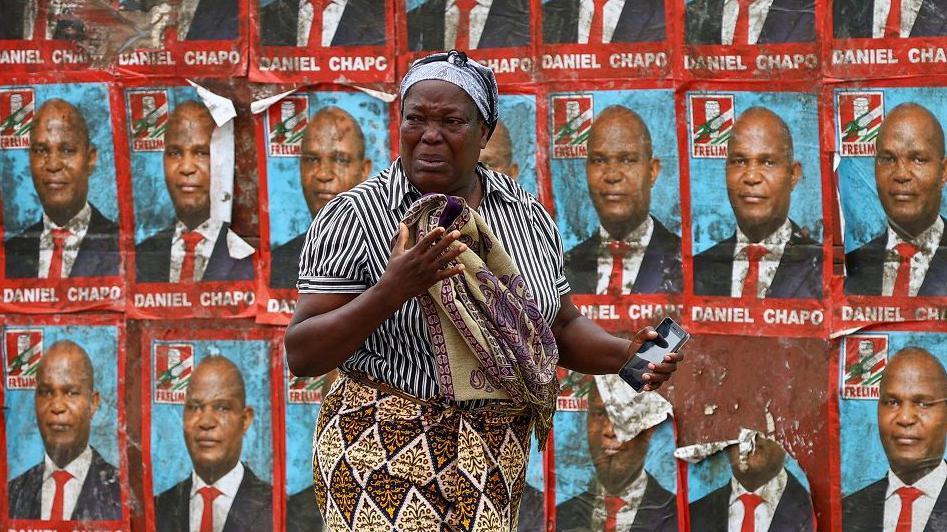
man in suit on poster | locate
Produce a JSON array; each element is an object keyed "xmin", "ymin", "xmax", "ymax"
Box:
[
  {"xmin": 555, "ymin": 376, "xmax": 677, "ymax": 531},
  {"xmin": 542, "ymin": 0, "xmax": 666, "ymax": 44},
  {"xmin": 842, "ymin": 347, "xmax": 947, "ymax": 531},
  {"xmin": 269, "ymin": 106, "xmax": 371, "ymax": 289},
  {"xmin": 693, "ymin": 106, "xmax": 823, "ymax": 299},
  {"xmin": 5, "ymin": 98, "xmax": 121, "ymax": 279},
  {"xmin": 834, "ymin": 0, "xmax": 947, "ymax": 39},
  {"xmin": 258, "ymin": 0, "xmax": 386, "ymax": 48},
  {"xmin": 479, "ymin": 119, "xmax": 519, "ymax": 180},
  {"xmin": 8, "ymin": 340, "xmax": 122, "ymax": 521},
  {"xmin": 155, "ymin": 355, "xmax": 273, "ymax": 532},
  {"xmin": 135, "ymin": 100, "xmax": 254, "ymax": 283},
  {"xmin": 406, "ymin": 0, "xmax": 530, "ymax": 51},
  {"xmin": 684, "ymin": 0, "xmax": 815, "ymax": 45},
  {"xmin": 563, "ymin": 105, "xmax": 682, "ymax": 295},
  {"xmin": 689, "ymin": 433, "xmax": 815, "ymax": 531},
  {"xmin": 844, "ymin": 103, "xmax": 947, "ymax": 297}
]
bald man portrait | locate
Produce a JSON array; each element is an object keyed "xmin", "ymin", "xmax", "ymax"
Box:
[
  {"xmin": 845, "ymin": 103, "xmax": 947, "ymax": 297},
  {"xmin": 270, "ymin": 105, "xmax": 371, "ymax": 289},
  {"xmin": 155, "ymin": 355, "xmax": 273, "ymax": 532},
  {"xmin": 258, "ymin": 0, "xmax": 386, "ymax": 47},
  {"xmin": 555, "ymin": 378, "xmax": 677, "ymax": 531},
  {"xmin": 685, "ymin": 0, "xmax": 815, "ymax": 45},
  {"xmin": 693, "ymin": 106, "xmax": 823, "ymax": 299},
  {"xmin": 833, "ymin": 0, "xmax": 947, "ymax": 40},
  {"xmin": 406, "ymin": 0, "xmax": 530, "ymax": 51},
  {"xmin": 564, "ymin": 105, "xmax": 682, "ymax": 296},
  {"xmin": 4, "ymin": 99, "xmax": 120, "ymax": 280},
  {"xmin": 135, "ymin": 100, "xmax": 254, "ymax": 284},
  {"xmin": 689, "ymin": 433, "xmax": 814, "ymax": 531},
  {"xmin": 842, "ymin": 347, "xmax": 947, "ymax": 531},
  {"xmin": 479, "ymin": 119, "xmax": 519, "ymax": 180},
  {"xmin": 7, "ymin": 340, "xmax": 122, "ymax": 521},
  {"xmin": 542, "ymin": 0, "xmax": 666, "ymax": 44}
]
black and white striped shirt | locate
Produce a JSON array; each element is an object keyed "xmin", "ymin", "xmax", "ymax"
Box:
[{"xmin": 297, "ymin": 160, "xmax": 569, "ymax": 399}]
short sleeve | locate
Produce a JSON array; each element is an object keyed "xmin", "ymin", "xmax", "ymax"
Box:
[
  {"xmin": 296, "ymin": 197, "xmax": 368, "ymax": 293},
  {"xmin": 531, "ymin": 200, "xmax": 571, "ymax": 297}
]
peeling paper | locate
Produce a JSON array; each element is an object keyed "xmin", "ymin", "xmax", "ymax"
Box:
[
  {"xmin": 250, "ymin": 88, "xmax": 303, "ymax": 115},
  {"xmin": 674, "ymin": 427, "xmax": 762, "ymax": 464},
  {"xmin": 593, "ymin": 374, "xmax": 672, "ymax": 443},
  {"xmin": 187, "ymin": 80, "xmax": 235, "ymax": 224}
]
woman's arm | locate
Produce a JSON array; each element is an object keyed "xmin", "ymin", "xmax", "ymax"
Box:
[
  {"xmin": 284, "ymin": 224, "xmax": 466, "ymax": 377},
  {"xmin": 552, "ymin": 294, "xmax": 682, "ymax": 391}
]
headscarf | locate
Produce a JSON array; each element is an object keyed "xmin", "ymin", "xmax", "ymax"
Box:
[{"xmin": 399, "ymin": 50, "xmax": 499, "ymax": 139}]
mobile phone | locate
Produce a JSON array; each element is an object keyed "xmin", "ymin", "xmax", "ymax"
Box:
[{"xmin": 618, "ymin": 317, "xmax": 690, "ymax": 392}]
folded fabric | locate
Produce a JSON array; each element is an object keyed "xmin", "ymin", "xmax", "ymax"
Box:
[{"xmin": 401, "ymin": 193, "xmax": 560, "ymax": 445}]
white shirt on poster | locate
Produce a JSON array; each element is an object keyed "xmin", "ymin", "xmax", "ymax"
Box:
[
  {"xmin": 594, "ymin": 216, "xmax": 654, "ymax": 295},
  {"xmin": 729, "ymin": 218, "xmax": 792, "ymax": 298},
  {"xmin": 883, "ymin": 460, "xmax": 947, "ymax": 532},
  {"xmin": 588, "ymin": 469, "xmax": 649, "ymax": 529},
  {"xmin": 41, "ymin": 446, "xmax": 92, "ymax": 520},
  {"xmin": 188, "ymin": 462, "xmax": 244, "ymax": 532},
  {"xmin": 38, "ymin": 202, "xmax": 92, "ymax": 279},
  {"xmin": 872, "ymin": 0, "xmax": 925, "ymax": 38},
  {"xmin": 881, "ymin": 217, "xmax": 944, "ymax": 297},
  {"xmin": 577, "ymin": 0, "xmax": 627, "ymax": 44},
  {"xmin": 727, "ymin": 468, "xmax": 789, "ymax": 531},
  {"xmin": 720, "ymin": 0, "xmax": 775, "ymax": 45},
  {"xmin": 444, "ymin": 0, "xmax": 493, "ymax": 50},
  {"xmin": 296, "ymin": 0, "xmax": 347, "ymax": 47}
]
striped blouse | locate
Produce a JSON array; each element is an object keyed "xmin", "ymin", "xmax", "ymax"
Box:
[{"xmin": 297, "ymin": 160, "xmax": 569, "ymax": 399}]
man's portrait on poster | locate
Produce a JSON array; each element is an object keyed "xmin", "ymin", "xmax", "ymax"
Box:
[
  {"xmin": 406, "ymin": 0, "xmax": 530, "ymax": 51},
  {"xmin": 258, "ymin": 0, "xmax": 386, "ymax": 48},
  {"xmin": 685, "ymin": 0, "xmax": 815, "ymax": 45},
  {"xmin": 542, "ymin": 0, "xmax": 666, "ymax": 44},
  {"xmin": 834, "ymin": 0, "xmax": 947, "ymax": 40}
]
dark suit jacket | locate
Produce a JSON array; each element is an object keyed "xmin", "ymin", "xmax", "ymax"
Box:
[
  {"xmin": 0, "ymin": 0, "xmax": 29, "ymax": 39},
  {"xmin": 564, "ymin": 217, "xmax": 682, "ymax": 295},
  {"xmin": 685, "ymin": 0, "xmax": 815, "ymax": 44},
  {"xmin": 516, "ymin": 483, "xmax": 544, "ymax": 532},
  {"xmin": 693, "ymin": 221, "xmax": 823, "ymax": 298},
  {"xmin": 135, "ymin": 222, "xmax": 254, "ymax": 283},
  {"xmin": 834, "ymin": 0, "xmax": 947, "ymax": 39},
  {"xmin": 286, "ymin": 484, "xmax": 323, "ymax": 532},
  {"xmin": 556, "ymin": 473, "xmax": 678, "ymax": 531},
  {"xmin": 689, "ymin": 470, "xmax": 814, "ymax": 532},
  {"xmin": 155, "ymin": 465, "xmax": 273, "ymax": 532},
  {"xmin": 542, "ymin": 0, "xmax": 666, "ymax": 44},
  {"xmin": 184, "ymin": 0, "xmax": 238, "ymax": 40},
  {"xmin": 4, "ymin": 203, "xmax": 120, "ymax": 279},
  {"xmin": 842, "ymin": 464, "xmax": 947, "ymax": 532},
  {"xmin": 844, "ymin": 219, "xmax": 947, "ymax": 296},
  {"xmin": 259, "ymin": 0, "xmax": 386, "ymax": 47},
  {"xmin": 407, "ymin": 0, "xmax": 530, "ymax": 51},
  {"xmin": 269, "ymin": 232, "xmax": 305, "ymax": 289},
  {"xmin": 8, "ymin": 447, "xmax": 122, "ymax": 520}
]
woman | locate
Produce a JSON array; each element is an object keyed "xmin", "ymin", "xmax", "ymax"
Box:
[{"xmin": 285, "ymin": 50, "xmax": 682, "ymax": 531}]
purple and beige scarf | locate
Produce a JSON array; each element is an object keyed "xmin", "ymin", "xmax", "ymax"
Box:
[{"xmin": 402, "ymin": 193, "xmax": 560, "ymax": 444}]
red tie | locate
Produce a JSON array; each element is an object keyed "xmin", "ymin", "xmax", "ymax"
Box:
[
  {"xmin": 885, "ymin": 0, "xmax": 903, "ymax": 39},
  {"xmin": 588, "ymin": 0, "xmax": 607, "ymax": 44},
  {"xmin": 892, "ymin": 242, "xmax": 919, "ymax": 297},
  {"xmin": 739, "ymin": 492, "xmax": 764, "ymax": 532},
  {"xmin": 741, "ymin": 244, "xmax": 768, "ymax": 298},
  {"xmin": 50, "ymin": 470, "xmax": 73, "ymax": 520},
  {"xmin": 604, "ymin": 495, "xmax": 624, "ymax": 532},
  {"xmin": 179, "ymin": 231, "xmax": 205, "ymax": 283},
  {"xmin": 606, "ymin": 241, "xmax": 631, "ymax": 296},
  {"xmin": 198, "ymin": 486, "xmax": 223, "ymax": 532},
  {"xmin": 896, "ymin": 486, "xmax": 923, "ymax": 532},
  {"xmin": 454, "ymin": 0, "xmax": 477, "ymax": 49},
  {"xmin": 733, "ymin": 0, "xmax": 752, "ymax": 45},
  {"xmin": 306, "ymin": 0, "xmax": 328, "ymax": 47},
  {"xmin": 47, "ymin": 228, "xmax": 71, "ymax": 279}
]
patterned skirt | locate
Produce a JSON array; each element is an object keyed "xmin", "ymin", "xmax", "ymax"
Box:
[{"xmin": 312, "ymin": 372, "xmax": 535, "ymax": 532}]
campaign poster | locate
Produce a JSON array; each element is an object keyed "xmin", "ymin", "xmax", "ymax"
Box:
[
  {"xmin": 678, "ymin": 428, "xmax": 816, "ymax": 531},
  {"xmin": 249, "ymin": 0, "xmax": 396, "ymax": 83},
  {"xmin": 551, "ymin": 371, "xmax": 678, "ymax": 530},
  {"xmin": 684, "ymin": 87, "xmax": 826, "ymax": 337},
  {"xmin": 829, "ymin": 0, "xmax": 947, "ymax": 79},
  {"xmin": 836, "ymin": 328, "xmax": 947, "ymax": 531},
  {"xmin": 142, "ymin": 328, "xmax": 280, "ymax": 532},
  {"xmin": 122, "ymin": 83, "xmax": 256, "ymax": 319},
  {"xmin": 539, "ymin": 0, "xmax": 672, "ymax": 80},
  {"xmin": 0, "ymin": 83, "xmax": 125, "ymax": 314},
  {"xmin": 0, "ymin": 0, "xmax": 108, "ymax": 76},
  {"xmin": 3, "ymin": 316, "xmax": 129, "ymax": 530},
  {"xmin": 396, "ymin": 0, "xmax": 536, "ymax": 84},
  {"xmin": 256, "ymin": 88, "xmax": 391, "ymax": 324},
  {"xmin": 831, "ymin": 84, "xmax": 947, "ymax": 332},
  {"xmin": 682, "ymin": 0, "xmax": 820, "ymax": 79},
  {"xmin": 548, "ymin": 85, "xmax": 683, "ymax": 331}
]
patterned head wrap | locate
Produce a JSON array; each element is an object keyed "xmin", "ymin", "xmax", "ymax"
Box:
[{"xmin": 399, "ymin": 50, "xmax": 500, "ymax": 139}]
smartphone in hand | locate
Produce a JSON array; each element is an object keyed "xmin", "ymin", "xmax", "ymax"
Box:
[{"xmin": 619, "ymin": 317, "xmax": 689, "ymax": 392}]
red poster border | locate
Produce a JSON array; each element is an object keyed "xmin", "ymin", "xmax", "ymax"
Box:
[
  {"xmin": 1, "ymin": 313, "xmax": 130, "ymax": 531},
  {"xmin": 140, "ymin": 324, "xmax": 284, "ymax": 532}
]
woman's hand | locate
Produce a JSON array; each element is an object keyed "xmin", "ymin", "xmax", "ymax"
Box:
[
  {"xmin": 377, "ymin": 223, "xmax": 468, "ymax": 303},
  {"xmin": 628, "ymin": 326, "xmax": 685, "ymax": 391}
]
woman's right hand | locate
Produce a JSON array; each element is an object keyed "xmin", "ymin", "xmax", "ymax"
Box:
[{"xmin": 378, "ymin": 223, "xmax": 468, "ymax": 303}]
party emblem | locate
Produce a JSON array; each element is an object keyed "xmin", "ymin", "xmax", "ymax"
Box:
[
  {"xmin": 127, "ymin": 89, "xmax": 170, "ymax": 152},
  {"xmin": 837, "ymin": 91, "xmax": 884, "ymax": 157},
  {"xmin": 287, "ymin": 370, "xmax": 325, "ymax": 404},
  {"xmin": 689, "ymin": 94, "xmax": 734, "ymax": 159},
  {"xmin": 0, "ymin": 88, "xmax": 34, "ymax": 150},
  {"xmin": 268, "ymin": 96, "xmax": 308, "ymax": 157},
  {"xmin": 551, "ymin": 94, "xmax": 593, "ymax": 158},
  {"xmin": 841, "ymin": 334, "xmax": 888, "ymax": 400},
  {"xmin": 154, "ymin": 342, "xmax": 194, "ymax": 404},
  {"xmin": 4, "ymin": 329, "xmax": 43, "ymax": 390}
]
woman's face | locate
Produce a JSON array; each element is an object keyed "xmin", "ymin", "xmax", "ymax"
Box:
[{"xmin": 400, "ymin": 80, "xmax": 489, "ymax": 196}]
